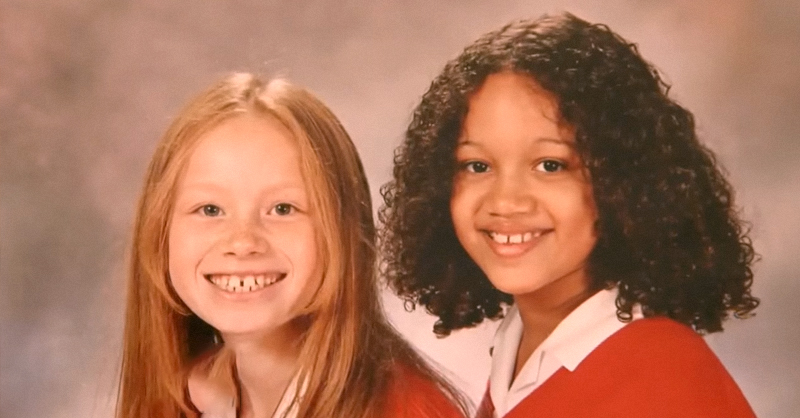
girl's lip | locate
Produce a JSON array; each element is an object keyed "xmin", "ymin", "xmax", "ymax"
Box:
[
  {"xmin": 486, "ymin": 230, "xmax": 551, "ymax": 244},
  {"xmin": 203, "ymin": 269, "xmax": 285, "ymax": 276},
  {"xmin": 482, "ymin": 229, "xmax": 551, "ymax": 258},
  {"xmin": 203, "ymin": 272, "xmax": 287, "ymax": 293},
  {"xmin": 478, "ymin": 221, "xmax": 553, "ymax": 235}
]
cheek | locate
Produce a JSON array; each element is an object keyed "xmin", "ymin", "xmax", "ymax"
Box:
[
  {"xmin": 583, "ymin": 187, "xmax": 599, "ymax": 231},
  {"xmin": 167, "ymin": 225, "xmax": 185, "ymax": 275},
  {"xmin": 570, "ymin": 186, "xmax": 599, "ymax": 243},
  {"xmin": 290, "ymin": 232, "xmax": 323, "ymax": 311},
  {"xmin": 167, "ymin": 221, "xmax": 210, "ymax": 280},
  {"xmin": 449, "ymin": 198, "xmax": 468, "ymax": 242},
  {"xmin": 165, "ymin": 230, "xmax": 196, "ymax": 309},
  {"xmin": 299, "ymin": 244, "xmax": 319, "ymax": 282},
  {"xmin": 283, "ymin": 223, "xmax": 321, "ymax": 284},
  {"xmin": 449, "ymin": 180, "xmax": 472, "ymax": 233}
]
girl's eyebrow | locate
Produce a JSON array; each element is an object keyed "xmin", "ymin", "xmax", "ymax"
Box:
[
  {"xmin": 174, "ymin": 182, "xmax": 227, "ymax": 195},
  {"xmin": 534, "ymin": 137, "xmax": 573, "ymax": 147}
]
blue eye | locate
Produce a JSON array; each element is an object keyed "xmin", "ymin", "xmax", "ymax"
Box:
[
  {"xmin": 535, "ymin": 160, "xmax": 566, "ymax": 173},
  {"xmin": 270, "ymin": 203, "xmax": 295, "ymax": 216},
  {"xmin": 200, "ymin": 204, "xmax": 222, "ymax": 217},
  {"xmin": 463, "ymin": 161, "xmax": 490, "ymax": 173}
]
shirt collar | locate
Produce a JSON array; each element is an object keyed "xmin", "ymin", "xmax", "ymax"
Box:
[
  {"xmin": 273, "ymin": 372, "xmax": 306, "ymax": 418},
  {"xmin": 543, "ymin": 288, "xmax": 640, "ymax": 371},
  {"xmin": 490, "ymin": 288, "xmax": 641, "ymax": 382}
]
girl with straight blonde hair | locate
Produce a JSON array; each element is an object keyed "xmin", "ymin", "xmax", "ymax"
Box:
[{"xmin": 116, "ymin": 73, "xmax": 468, "ymax": 418}]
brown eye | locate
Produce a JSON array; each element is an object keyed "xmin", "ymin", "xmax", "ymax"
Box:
[
  {"xmin": 464, "ymin": 161, "xmax": 490, "ymax": 173},
  {"xmin": 535, "ymin": 159, "xmax": 566, "ymax": 173},
  {"xmin": 201, "ymin": 205, "xmax": 222, "ymax": 217},
  {"xmin": 271, "ymin": 203, "xmax": 295, "ymax": 216}
]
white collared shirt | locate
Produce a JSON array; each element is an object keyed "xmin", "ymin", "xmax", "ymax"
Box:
[
  {"xmin": 272, "ymin": 372, "xmax": 302, "ymax": 418},
  {"xmin": 488, "ymin": 288, "xmax": 643, "ymax": 417}
]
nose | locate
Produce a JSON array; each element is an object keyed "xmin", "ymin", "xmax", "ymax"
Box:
[
  {"xmin": 223, "ymin": 219, "xmax": 270, "ymax": 258},
  {"xmin": 486, "ymin": 171, "xmax": 534, "ymax": 217}
]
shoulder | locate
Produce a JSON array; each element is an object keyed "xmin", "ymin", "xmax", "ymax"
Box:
[
  {"xmin": 605, "ymin": 316, "xmax": 707, "ymax": 348},
  {"xmin": 383, "ymin": 363, "xmax": 467, "ymax": 418},
  {"xmin": 596, "ymin": 317, "xmax": 721, "ymax": 368},
  {"xmin": 577, "ymin": 317, "xmax": 755, "ymax": 417}
]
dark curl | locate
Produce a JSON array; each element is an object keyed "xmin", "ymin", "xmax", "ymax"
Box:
[{"xmin": 378, "ymin": 12, "xmax": 759, "ymax": 337}]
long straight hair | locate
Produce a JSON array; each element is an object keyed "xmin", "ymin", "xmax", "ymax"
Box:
[{"xmin": 117, "ymin": 73, "xmax": 468, "ymax": 418}]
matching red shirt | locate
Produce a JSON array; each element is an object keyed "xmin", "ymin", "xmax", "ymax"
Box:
[{"xmin": 476, "ymin": 317, "xmax": 755, "ymax": 418}]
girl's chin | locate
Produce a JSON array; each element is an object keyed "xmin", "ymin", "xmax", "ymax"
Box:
[
  {"xmin": 212, "ymin": 318, "xmax": 305, "ymax": 343},
  {"xmin": 486, "ymin": 278, "xmax": 551, "ymax": 297},
  {"xmin": 211, "ymin": 323, "xmax": 284, "ymax": 339}
]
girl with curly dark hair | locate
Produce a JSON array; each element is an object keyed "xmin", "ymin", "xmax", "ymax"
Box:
[{"xmin": 379, "ymin": 12, "xmax": 759, "ymax": 418}]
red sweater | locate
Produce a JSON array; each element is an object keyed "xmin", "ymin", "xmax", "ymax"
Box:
[
  {"xmin": 386, "ymin": 364, "xmax": 467, "ymax": 418},
  {"xmin": 476, "ymin": 317, "xmax": 755, "ymax": 418}
]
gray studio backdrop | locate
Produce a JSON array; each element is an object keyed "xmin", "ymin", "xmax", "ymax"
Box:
[{"xmin": 2, "ymin": 1, "xmax": 798, "ymax": 417}]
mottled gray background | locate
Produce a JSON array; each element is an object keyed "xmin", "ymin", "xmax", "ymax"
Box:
[{"xmin": 2, "ymin": 1, "xmax": 798, "ymax": 417}]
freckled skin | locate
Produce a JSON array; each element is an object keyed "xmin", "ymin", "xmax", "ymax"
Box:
[{"xmin": 168, "ymin": 114, "xmax": 320, "ymax": 339}]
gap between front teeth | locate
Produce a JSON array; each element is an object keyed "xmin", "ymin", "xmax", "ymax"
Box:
[
  {"xmin": 489, "ymin": 231, "xmax": 542, "ymax": 244},
  {"xmin": 208, "ymin": 274, "xmax": 283, "ymax": 293}
]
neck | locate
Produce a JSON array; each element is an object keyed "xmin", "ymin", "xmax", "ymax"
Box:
[
  {"xmin": 222, "ymin": 320, "xmax": 304, "ymax": 418},
  {"xmin": 512, "ymin": 269, "xmax": 594, "ymax": 378}
]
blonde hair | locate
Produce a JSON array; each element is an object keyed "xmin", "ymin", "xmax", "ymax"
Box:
[{"xmin": 117, "ymin": 73, "xmax": 468, "ymax": 418}]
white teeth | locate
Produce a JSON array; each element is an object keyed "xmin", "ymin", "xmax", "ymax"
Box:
[
  {"xmin": 207, "ymin": 273, "xmax": 284, "ymax": 293},
  {"xmin": 243, "ymin": 276, "xmax": 255, "ymax": 291},
  {"xmin": 490, "ymin": 233, "xmax": 508, "ymax": 244},
  {"xmin": 489, "ymin": 231, "xmax": 544, "ymax": 244}
]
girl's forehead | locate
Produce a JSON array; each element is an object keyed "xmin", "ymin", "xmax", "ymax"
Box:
[
  {"xmin": 459, "ymin": 72, "xmax": 573, "ymax": 146},
  {"xmin": 176, "ymin": 115, "xmax": 305, "ymax": 190},
  {"xmin": 472, "ymin": 72, "xmax": 557, "ymax": 103}
]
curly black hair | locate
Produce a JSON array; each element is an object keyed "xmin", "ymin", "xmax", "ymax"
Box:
[{"xmin": 378, "ymin": 12, "xmax": 759, "ymax": 337}]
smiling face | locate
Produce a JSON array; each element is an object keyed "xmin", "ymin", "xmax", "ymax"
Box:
[
  {"xmin": 450, "ymin": 72, "xmax": 598, "ymax": 303},
  {"xmin": 168, "ymin": 113, "xmax": 319, "ymax": 338}
]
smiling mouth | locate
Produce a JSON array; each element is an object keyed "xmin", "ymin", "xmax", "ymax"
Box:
[
  {"xmin": 487, "ymin": 230, "xmax": 549, "ymax": 244},
  {"xmin": 203, "ymin": 273, "xmax": 287, "ymax": 293}
]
